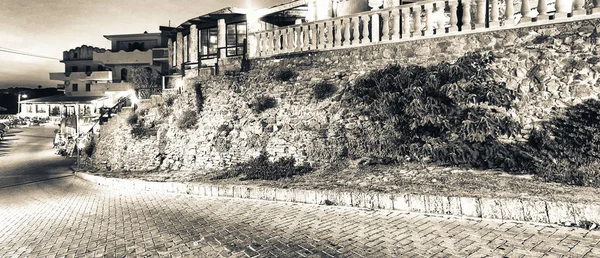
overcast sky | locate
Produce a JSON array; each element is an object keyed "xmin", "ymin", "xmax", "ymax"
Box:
[{"xmin": 0, "ymin": 0, "xmax": 285, "ymax": 89}]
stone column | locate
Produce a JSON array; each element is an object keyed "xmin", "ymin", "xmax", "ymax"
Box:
[
  {"xmin": 505, "ymin": 0, "xmax": 515, "ymax": 25},
  {"xmin": 167, "ymin": 37, "xmax": 174, "ymax": 69},
  {"xmin": 369, "ymin": 0, "xmax": 382, "ymax": 43},
  {"xmin": 537, "ymin": 0, "xmax": 549, "ymax": 20},
  {"xmin": 189, "ymin": 24, "xmax": 199, "ymax": 63},
  {"xmin": 217, "ymin": 19, "xmax": 227, "ymax": 58},
  {"xmin": 489, "ymin": 0, "xmax": 500, "ymax": 26},
  {"xmin": 520, "ymin": 0, "xmax": 532, "ymax": 23},
  {"xmin": 176, "ymin": 31, "xmax": 183, "ymax": 69},
  {"xmin": 573, "ymin": 0, "xmax": 586, "ymax": 16},
  {"xmin": 462, "ymin": 0, "xmax": 472, "ymax": 30},
  {"xmin": 475, "ymin": 0, "xmax": 486, "ymax": 28},
  {"xmin": 449, "ymin": 1, "xmax": 459, "ymax": 32},
  {"xmin": 554, "ymin": 0, "xmax": 572, "ymax": 19},
  {"xmin": 424, "ymin": 3, "xmax": 434, "ymax": 35}
]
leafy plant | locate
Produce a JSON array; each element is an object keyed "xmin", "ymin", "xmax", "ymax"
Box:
[
  {"xmin": 127, "ymin": 113, "xmax": 139, "ymax": 126},
  {"xmin": 271, "ymin": 67, "xmax": 296, "ymax": 82},
  {"xmin": 313, "ymin": 82, "xmax": 338, "ymax": 100},
  {"xmin": 251, "ymin": 95, "xmax": 277, "ymax": 113},
  {"xmin": 177, "ymin": 110, "xmax": 197, "ymax": 130},
  {"xmin": 212, "ymin": 152, "xmax": 312, "ymax": 180}
]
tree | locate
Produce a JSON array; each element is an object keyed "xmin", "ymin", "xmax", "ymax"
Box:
[{"xmin": 128, "ymin": 67, "xmax": 161, "ymax": 99}]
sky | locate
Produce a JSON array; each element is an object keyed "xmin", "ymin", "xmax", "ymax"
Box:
[{"xmin": 0, "ymin": 0, "xmax": 286, "ymax": 89}]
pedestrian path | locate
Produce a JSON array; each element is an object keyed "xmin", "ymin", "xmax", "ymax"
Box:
[{"xmin": 1, "ymin": 177, "xmax": 599, "ymax": 257}]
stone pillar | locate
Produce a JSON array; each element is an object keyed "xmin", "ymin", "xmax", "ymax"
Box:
[
  {"xmin": 413, "ymin": 6, "xmax": 422, "ymax": 36},
  {"xmin": 176, "ymin": 31, "xmax": 183, "ymax": 69},
  {"xmin": 573, "ymin": 0, "xmax": 586, "ymax": 16},
  {"xmin": 520, "ymin": 0, "xmax": 532, "ymax": 23},
  {"xmin": 424, "ymin": 3, "xmax": 434, "ymax": 35},
  {"xmin": 462, "ymin": 0, "xmax": 472, "ymax": 30},
  {"xmin": 402, "ymin": 8, "xmax": 411, "ymax": 37},
  {"xmin": 189, "ymin": 24, "xmax": 199, "ymax": 63},
  {"xmin": 490, "ymin": 0, "xmax": 500, "ymax": 26},
  {"xmin": 505, "ymin": 0, "xmax": 515, "ymax": 25},
  {"xmin": 167, "ymin": 37, "xmax": 174, "ymax": 69},
  {"xmin": 475, "ymin": 0, "xmax": 486, "ymax": 28},
  {"xmin": 392, "ymin": 9, "xmax": 401, "ymax": 40},
  {"xmin": 217, "ymin": 19, "xmax": 226, "ymax": 58},
  {"xmin": 369, "ymin": 0, "xmax": 382, "ymax": 43},
  {"xmin": 554, "ymin": 0, "xmax": 572, "ymax": 19}
]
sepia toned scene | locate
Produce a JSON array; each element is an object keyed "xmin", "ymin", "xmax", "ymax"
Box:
[{"xmin": 2, "ymin": 0, "xmax": 600, "ymax": 257}]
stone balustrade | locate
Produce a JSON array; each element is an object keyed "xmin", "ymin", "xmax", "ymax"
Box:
[{"xmin": 249, "ymin": 0, "xmax": 600, "ymax": 58}]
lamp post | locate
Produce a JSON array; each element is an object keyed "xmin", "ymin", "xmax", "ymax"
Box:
[{"xmin": 17, "ymin": 93, "xmax": 28, "ymax": 115}]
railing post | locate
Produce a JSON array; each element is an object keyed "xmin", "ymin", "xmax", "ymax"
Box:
[
  {"xmin": 344, "ymin": 18, "xmax": 352, "ymax": 46},
  {"xmin": 573, "ymin": 0, "xmax": 586, "ymax": 16},
  {"xmin": 294, "ymin": 27, "xmax": 301, "ymax": 51},
  {"xmin": 352, "ymin": 17, "xmax": 360, "ymax": 45},
  {"xmin": 334, "ymin": 19, "xmax": 343, "ymax": 47},
  {"xmin": 449, "ymin": 0, "xmax": 459, "ymax": 32},
  {"xmin": 265, "ymin": 32, "xmax": 272, "ymax": 56},
  {"xmin": 489, "ymin": 0, "xmax": 500, "ymax": 27},
  {"xmin": 413, "ymin": 6, "xmax": 422, "ymax": 36},
  {"xmin": 281, "ymin": 28, "xmax": 289, "ymax": 52},
  {"xmin": 311, "ymin": 23, "xmax": 318, "ymax": 50},
  {"xmin": 554, "ymin": 0, "xmax": 572, "ymax": 19},
  {"xmin": 319, "ymin": 22, "xmax": 326, "ymax": 49},
  {"xmin": 475, "ymin": 0, "xmax": 486, "ymax": 28},
  {"xmin": 274, "ymin": 30, "xmax": 281, "ymax": 54},
  {"xmin": 462, "ymin": 0, "xmax": 472, "ymax": 30},
  {"xmin": 520, "ymin": 0, "xmax": 532, "ymax": 23},
  {"xmin": 424, "ymin": 3, "xmax": 434, "ymax": 36},
  {"xmin": 382, "ymin": 11, "xmax": 391, "ymax": 41},
  {"xmin": 362, "ymin": 15, "xmax": 370, "ymax": 44},
  {"xmin": 371, "ymin": 13, "xmax": 381, "ymax": 43},
  {"xmin": 392, "ymin": 8, "xmax": 401, "ymax": 40},
  {"xmin": 435, "ymin": 3, "xmax": 445, "ymax": 34},
  {"xmin": 402, "ymin": 8, "xmax": 411, "ymax": 38},
  {"xmin": 327, "ymin": 21, "xmax": 334, "ymax": 48},
  {"xmin": 505, "ymin": 0, "xmax": 515, "ymax": 25},
  {"xmin": 302, "ymin": 25, "xmax": 310, "ymax": 50}
]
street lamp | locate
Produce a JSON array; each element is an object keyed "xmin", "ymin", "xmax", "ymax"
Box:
[{"xmin": 17, "ymin": 93, "xmax": 28, "ymax": 115}]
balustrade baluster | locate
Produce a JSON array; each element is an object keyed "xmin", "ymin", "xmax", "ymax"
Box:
[
  {"xmin": 475, "ymin": 0, "xmax": 486, "ymax": 28},
  {"xmin": 413, "ymin": 6, "xmax": 422, "ymax": 36},
  {"xmin": 344, "ymin": 18, "xmax": 352, "ymax": 46},
  {"xmin": 435, "ymin": 3, "xmax": 445, "ymax": 34},
  {"xmin": 362, "ymin": 15, "xmax": 370, "ymax": 44},
  {"xmin": 274, "ymin": 30, "xmax": 281, "ymax": 54},
  {"xmin": 327, "ymin": 21, "xmax": 334, "ymax": 48},
  {"xmin": 334, "ymin": 19, "xmax": 343, "ymax": 47},
  {"xmin": 303, "ymin": 25, "xmax": 310, "ymax": 50},
  {"xmin": 402, "ymin": 8, "xmax": 411, "ymax": 38},
  {"xmin": 462, "ymin": 0, "xmax": 472, "ymax": 30},
  {"xmin": 318, "ymin": 22, "xmax": 326, "ymax": 49},
  {"xmin": 311, "ymin": 23, "xmax": 318, "ymax": 50},
  {"xmin": 520, "ymin": 0, "xmax": 532, "ymax": 23},
  {"xmin": 265, "ymin": 32, "xmax": 272, "ymax": 56},
  {"xmin": 490, "ymin": 0, "xmax": 500, "ymax": 26},
  {"xmin": 554, "ymin": 0, "xmax": 571, "ymax": 19},
  {"xmin": 392, "ymin": 8, "xmax": 401, "ymax": 40},
  {"xmin": 351, "ymin": 17, "xmax": 359, "ymax": 45},
  {"xmin": 449, "ymin": 1, "xmax": 459, "ymax": 32},
  {"xmin": 573, "ymin": 0, "xmax": 586, "ymax": 15},
  {"xmin": 424, "ymin": 3, "xmax": 434, "ymax": 35},
  {"xmin": 382, "ymin": 11, "xmax": 391, "ymax": 41},
  {"xmin": 371, "ymin": 13, "xmax": 380, "ymax": 43},
  {"xmin": 258, "ymin": 33, "xmax": 264, "ymax": 57},
  {"xmin": 281, "ymin": 29, "xmax": 288, "ymax": 52},
  {"xmin": 505, "ymin": 0, "xmax": 515, "ymax": 25},
  {"xmin": 292, "ymin": 27, "xmax": 299, "ymax": 51}
]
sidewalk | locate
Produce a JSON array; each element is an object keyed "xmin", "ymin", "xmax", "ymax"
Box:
[{"xmin": 76, "ymin": 163, "xmax": 600, "ymax": 229}]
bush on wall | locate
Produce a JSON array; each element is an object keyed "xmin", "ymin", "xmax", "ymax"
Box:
[
  {"xmin": 250, "ymin": 95, "xmax": 277, "ymax": 113},
  {"xmin": 177, "ymin": 110, "xmax": 197, "ymax": 130},
  {"xmin": 212, "ymin": 152, "xmax": 312, "ymax": 180},
  {"xmin": 313, "ymin": 82, "xmax": 338, "ymax": 100},
  {"xmin": 270, "ymin": 67, "xmax": 296, "ymax": 82}
]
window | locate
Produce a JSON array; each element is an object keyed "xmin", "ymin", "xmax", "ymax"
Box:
[
  {"xmin": 72, "ymin": 83, "xmax": 78, "ymax": 92},
  {"xmin": 183, "ymin": 35, "xmax": 189, "ymax": 62},
  {"xmin": 121, "ymin": 68, "xmax": 128, "ymax": 81},
  {"xmin": 74, "ymin": 53, "xmax": 78, "ymax": 59},
  {"xmin": 86, "ymin": 83, "xmax": 91, "ymax": 92},
  {"xmin": 71, "ymin": 66, "xmax": 79, "ymax": 72},
  {"xmin": 199, "ymin": 27, "xmax": 218, "ymax": 58},
  {"xmin": 86, "ymin": 66, "xmax": 91, "ymax": 73},
  {"xmin": 226, "ymin": 22, "xmax": 247, "ymax": 57}
]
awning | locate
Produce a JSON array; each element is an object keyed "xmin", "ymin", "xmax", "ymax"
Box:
[{"xmin": 19, "ymin": 95, "xmax": 109, "ymax": 105}]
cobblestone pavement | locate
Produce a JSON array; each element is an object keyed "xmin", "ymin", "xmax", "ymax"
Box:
[{"xmin": 0, "ymin": 178, "xmax": 599, "ymax": 257}]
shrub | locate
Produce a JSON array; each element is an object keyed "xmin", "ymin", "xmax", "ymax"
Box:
[
  {"xmin": 212, "ymin": 152, "xmax": 313, "ymax": 180},
  {"xmin": 84, "ymin": 140, "xmax": 95, "ymax": 157},
  {"xmin": 165, "ymin": 95, "xmax": 175, "ymax": 107},
  {"xmin": 127, "ymin": 113, "xmax": 139, "ymax": 126},
  {"xmin": 271, "ymin": 67, "xmax": 296, "ymax": 82},
  {"xmin": 313, "ymin": 82, "xmax": 338, "ymax": 100},
  {"xmin": 50, "ymin": 106, "xmax": 61, "ymax": 116},
  {"xmin": 130, "ymin": 124, "xmax": 157, "ymax": 139},
  {"xmin": 177, "ymin": 110, "xmax": 197, "ymax": 130},
  {"xmin": 251, "ymin": 96, "xmax": 277, "ymax": 113},
  {"xmin": 532, "ymin": 34, "xmax": 550, "ymax": 44}
]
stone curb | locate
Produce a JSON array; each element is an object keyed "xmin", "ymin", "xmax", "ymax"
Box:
[{"xmin": 75, "ymin": 172, "xmax": 600, "ymax": 227}]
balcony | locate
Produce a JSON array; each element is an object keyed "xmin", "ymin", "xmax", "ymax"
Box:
[
  {"xmin": 50, "ymin": 71, "xmax": 112, "ymax": 81},
  {"xmin": 152, "ymin": 48, "xmax": 169, "ymax": 61},
  {"xmin": 93, "ymin": 50, "xmax": 153, "ymax": 65},
  {"xmin": 102, "ymin": 82, "xmax": 134, "ymax": 92}
]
